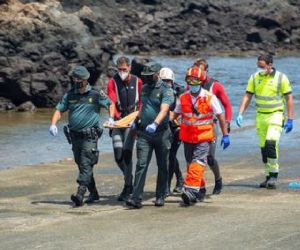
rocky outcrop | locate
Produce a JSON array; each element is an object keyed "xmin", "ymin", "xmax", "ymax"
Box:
[
  {"xmin": 1, "ymin": 0, "xmax": 300, "ymax": 109},
  {"xmin": 0, "ymin": 0, "xmax": 115, "ymax": 109}
]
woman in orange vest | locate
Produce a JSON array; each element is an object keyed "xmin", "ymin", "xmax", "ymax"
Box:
[{"xmin": 172, "ymin": 66, "xmax": 230, "ymax": 205}]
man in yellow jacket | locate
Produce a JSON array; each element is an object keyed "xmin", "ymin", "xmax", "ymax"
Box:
[{"xmin": 236, "ymin": 54, "xmax": 294, "ymax": 189}]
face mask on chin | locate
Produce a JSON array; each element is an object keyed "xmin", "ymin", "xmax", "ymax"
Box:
[
  {"xmin": 257, "ymin": 67, "xmax": 268, "ymax": 76},
  {"xmin": 118, "ymin": 71, "xmax": 129, "ymax": 81},
  {"xmin": 189, "ymin": 85, "xmax": 201, "ymax": 93}
]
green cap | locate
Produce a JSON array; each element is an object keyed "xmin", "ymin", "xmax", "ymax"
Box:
[
  {"xmin": 72, "ymin": 66, "xmax": 90, "ymax": 80},
  {"xmin": 141, "ymin": 62, "xmax": 162, "ymax": 76}
]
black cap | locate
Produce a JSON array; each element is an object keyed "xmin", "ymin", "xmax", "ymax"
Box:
[{"xmin": 141, "ymin": 62, "xmax": 162, "ymax": 76}]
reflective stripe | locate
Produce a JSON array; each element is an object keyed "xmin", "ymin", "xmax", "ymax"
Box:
[
  {"xmin": 277, "ymin": 73, "xmax": 282, "ymax": 96},
  {"xmin": 255, "ymin": 103, "xmax": 283, "ymax": 109},
  {"xmin": 182, "ymin": 112, "xmax": 214, "ymax": 119},
  {"xmin": 183, "ymin": 185, "xmax": 200, "ymax": 191},
  {"xmin": 255, "ymin": 95, "xmax": 282, "ymax": 101},
  {"xmin": 113, "ymin": 141, "xmax": 123, "ymax": 148},
  {"xmin": 254, "ymin": 72, "xmax": 284, "ymax": 112},
  {"xmin": 182, "ymin": 119, "xmax": 214, "ymax": 125},
  {"xmin": 193, "ymin": 159, "xmax": 207, "ymax": 166},
  {"xmin": 267, "ymin": 158, "xmax": 278, "ymax": 165},
  {"xmin": 134, "ymin": 77, "xmax": 139, "ymax": 106},
  {"xmin": 256, "ymin": 72, "xmax": 282, "ymax": 98}
]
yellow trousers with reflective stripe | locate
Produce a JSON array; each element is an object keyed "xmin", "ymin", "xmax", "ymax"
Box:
[{"xmin": 256, "ymin": 112, "xmax": 283, "ymax": 175}]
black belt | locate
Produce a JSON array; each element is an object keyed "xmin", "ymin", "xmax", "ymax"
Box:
[{"xmin": 70, "ymin": 127, "xmax": 103, "ymax": 139}]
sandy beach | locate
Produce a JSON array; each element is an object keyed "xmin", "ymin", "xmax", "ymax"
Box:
[{"xmin": 1, "ymin": 124, "xmax": 300, "ymax": 250}]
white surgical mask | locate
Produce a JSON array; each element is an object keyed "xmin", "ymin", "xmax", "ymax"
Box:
[
  {"xmin": 189, "ymin": 85, "xmax": 201, "ymax": 93},
  {"xmin": 118, "ymin": 71, "xmax": 129, "ymax": 81}
]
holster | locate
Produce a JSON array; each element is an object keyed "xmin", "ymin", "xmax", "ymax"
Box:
[{"xmin": 63, "ymin": 125, "xmax": 72, "ymax": 144}]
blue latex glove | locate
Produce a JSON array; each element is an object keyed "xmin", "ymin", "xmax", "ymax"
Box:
[
  {"xmin": 49, "ymin": 125, "xmax": 58, "ymax": 136},
  {"xmin": 284, "ymin": 119, "xmax": 293, "ymax": 133},
  {"xmin": 221, "ymin": 135, "xmax": 230, "ymax": 150},
  {"xmin": 236, "ymin": 113, "xmax": 243, "ymax": 127},
  {"xmin": 130, "ymin": 121, "xmax": 136, "ymax": 130},
  {"xmin": 107, "ymin": 117, "xmax": 115, "ymax": 126},
  {"xmin": 145, "ymin": 122, "xmax": 158, "ymax": 133}
]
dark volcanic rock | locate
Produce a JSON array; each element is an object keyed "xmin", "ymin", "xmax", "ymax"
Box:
[
  {"xmin": 0, "ymin": 97, "xmax": 15, "ymax": 111},
  {"xmin": 1, "ymin": 0, "xmax": 300, "ymax": 109},
  {"xmin": 16, "ymin": 101, "xmax": 36, "ymax": 112},
  {"xmin": 0, "ymin": 0, "xmax": 115, "ymax": 109}
]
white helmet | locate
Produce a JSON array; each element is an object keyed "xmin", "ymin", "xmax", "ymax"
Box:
[{"xmin": 159, "ymin": 67, "xmax": 175, "ymax": 82}]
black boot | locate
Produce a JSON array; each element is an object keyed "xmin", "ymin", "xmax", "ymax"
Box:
[
  {"xmin": 165, "ymin": 187, "xmax": 171, "ymax": 197},
  {"xmin": 126, "ymin": 198, "xmax": 143, "ymax": 209},
  {"xmin": 259, "ymin": 176, "xmax": 270, "ymax": 188},
  {"xmin": 85, "ymin": 178, "xmax": 100, "ymax": 203},
  {"xmin": 71, "ymin": 185, "xmax": 87, "ymax": 207},
  {"xmin": 198, "ymin": 187, "xmax": 206, "ymax": 202},
  {"xmin": 173, "ymin": 176, "xmax": 184, "ymax": 193},
  {"xmin": 267, "ymin": 173, "xmax": 278, "ymax": 189},
  {"xmin": 117, "ymin": 185, "xmax": 133, "ymax": 201},
  {"xmin": 85, "ymin": 188, "xmax": 100, "ymax": 204},
  {"xmin": 213, "ymin": 178, "xmax": 223, "ymax": 195},
  {"xmin": 181, "ymin": 188, "xmax": 197, "ymax": 206},
  {"xmin": 155, "ymin": 197, "xmax": 165, "ymax": 207}
]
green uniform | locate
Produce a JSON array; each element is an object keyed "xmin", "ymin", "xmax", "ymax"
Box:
[
  {"xmin": 246, "ymin": 69, "xmax": 292, "ymax": 175},
  {"xmin": 56, "ymin": 85, "xmax": 110, "ymax": 131},
  {"xmin": 132, "ymin": 80, "xmax": 174, "ymax": 201},
  {"xmin": 56, "ymin": 85, "xmax": 111, "ymax": 189},
  {"xmin": 139, "ymin": 81, "xmax": 174, "ymax": 129}
]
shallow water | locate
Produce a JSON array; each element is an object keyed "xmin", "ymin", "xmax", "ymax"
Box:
[
  {"xmin": 0, "ymin": 110, "xmax": 112, "ymax": 169},
  {"xmin": 0, "ymin": 56, "xmax": 299, "ymax": 169}
]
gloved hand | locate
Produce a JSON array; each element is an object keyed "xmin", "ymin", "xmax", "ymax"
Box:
[
  {"xmin": 130, "ymin": 120, "xmax": 136, "ymax": 130},
  {"xmin": 236, "ymin": 113, "xmax": 243, "ymax": 127},
  {"xmin": 145, "ymin": 122, "xmax": 158, "ymax": 133},
  {"xmin": 107, "ymin": 117, "xmax": 115, "ymax": 126},
  {"xmin": 221, "ymin": 135, "xmax": 230, "ymax": 150},
  {"xmin": 49, "ymin": 125, "xmax": 58, "ymax": 136},
  {"xmin": 284, "ymin": 119, "xmax": 293, "ymax": 133}
]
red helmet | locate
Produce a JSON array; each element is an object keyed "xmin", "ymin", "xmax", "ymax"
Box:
[{"xmin": 185, "ymin": 66, "xmax": 207, "ymax": 85}]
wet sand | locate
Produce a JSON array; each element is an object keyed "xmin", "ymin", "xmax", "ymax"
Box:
[{"xmin": 1, "ymin": 125, "xmax": 300, "ymax": 250}]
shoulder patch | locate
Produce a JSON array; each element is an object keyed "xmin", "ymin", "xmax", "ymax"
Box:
[
  {"xmin": 99, "ymin": 90, "xmax": 106, "ymax": 97},
  {"xmin": 68, "ymin": 99, "xmax": 78, "ymax": 103}
]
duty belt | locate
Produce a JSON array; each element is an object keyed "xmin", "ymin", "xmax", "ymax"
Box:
[{"xmin": 70, "ymin": 127, "xmax": 103, "ymax": 140}]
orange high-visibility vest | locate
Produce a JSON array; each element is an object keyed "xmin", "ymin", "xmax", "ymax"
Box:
[{"xmin": 179, "ymin": 91, "xmax": 215, "ymax": 143}]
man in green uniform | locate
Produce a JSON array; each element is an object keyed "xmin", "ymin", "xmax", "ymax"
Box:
[
  {"xmin": 236, "ymin": 54, "xmax": 294, "ymax": 189},
  {"xmin": 49, "ymin": 66, "xmax": 111, "ymax": 206},
  {"xmin": 126, "ymin": 62, "xmax": 174, "ymax": 209}
]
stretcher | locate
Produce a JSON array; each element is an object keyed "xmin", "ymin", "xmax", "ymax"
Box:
[{"xmin": 103, "ymin": 111, "xmax": 139, "ymax": 128}]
